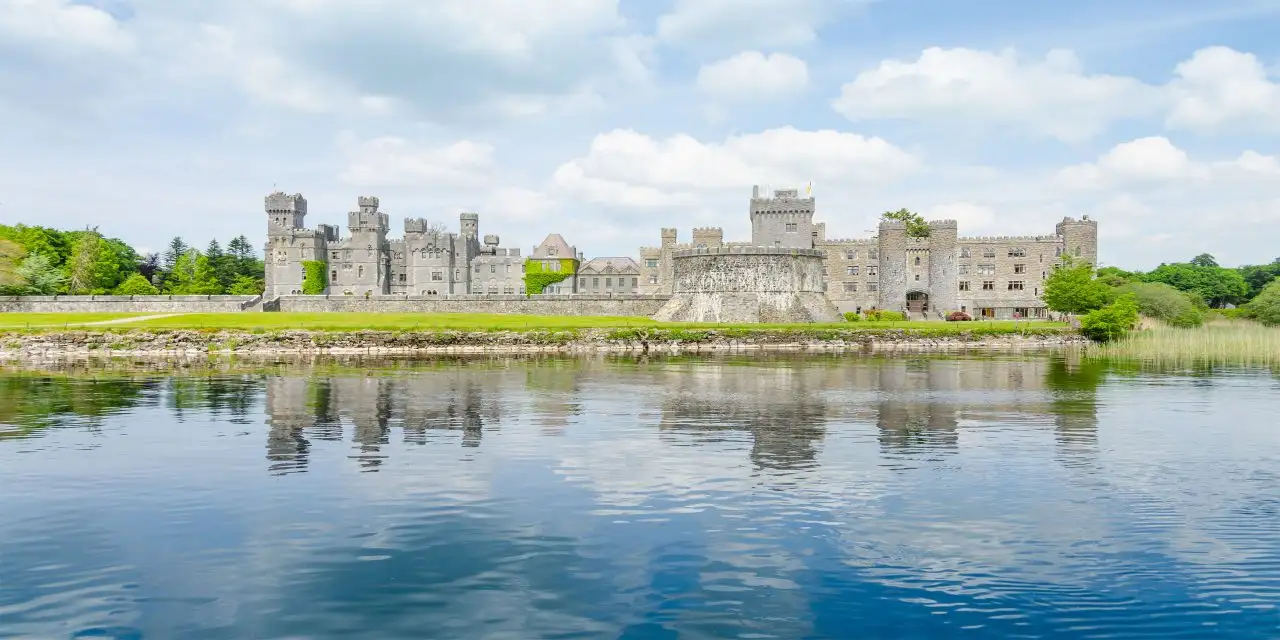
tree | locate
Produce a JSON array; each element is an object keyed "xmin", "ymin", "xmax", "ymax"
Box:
[
  {"xmin": 1118, "ymin": 282, "xmax": 1203, "ymax": 327},
  {"xmin": 137, "ymin": 252, "xmax": 161, "ymax": 282},
  {"xmin": 113, "ymin": 273, "xmax": 160, "ymax": 295},
  {"xmin": 206, "ymin": 239, "xmax": 236, "ymax": 291},
  {"xmin": 226, "ymin": 274, "xmax": 264, "ymax": 295},
  {"xmin": 0, "ymin": 224, "xmax": 70, "ymax": 266},
  {"xmin": 162, "ymin": 237, "xmax": 189, "ymax": 273},
  {"xmin": 880, "ymin": 208, "xmax": 930, "ymax": 238},
  {"xmin": 1190, "ymin": 253, "xmax": 1219, "ymax": 268},
  {"xmin": 1238, "ymin": 262, "xmax": 1280, "ymax": 302},
  {"xmin": 1095, "ymin": 266, "xmax": 1141, "ymax": 288},
  {"xmin": 0, "ymin": 238, "xmax": 26, "ymax": 293},
  {"xmin": 66, "ymin": 229, "xmax": 107, "ymax": 294},
  {"xmin": 14, "ymin": 253, "xmax": 67, "ymax": 295},
  {"xmin": 1080, "ymin": 294, "xmax": 1140, "ymax": 343},
  {"xmin": 188, "ymin": 254, "xmax": 224, "ymax": 294},
  {"xmin": 1249, "ymin": 279, "xmax": 1280, "ymax": 326},
  {"xmin": 1042, "ymin": 257, "xmax": 1112, "ymax": 315},
  {"xmin": 1144, "ymin": 262, "xmax": 1248, "ymax": 308},
  {"xmin": 163, "ymin": 248, "xmax": 199, "ymax": 293}
]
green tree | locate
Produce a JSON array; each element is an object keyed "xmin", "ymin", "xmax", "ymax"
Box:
[
  {"xmin": 226, "ymin": 274, "xmax": 265, "ymax": 295},
  {"xmin": 1248, "ymin": 279, "xmax": 1280, "ymax": 327},
  {"xmin": 13, "ymin": 253, "xmax": 67, "ymax": 295},
  {"xmin": 0, "ymin": 238, "xmax": 26, "ymax": 293},
  {"xmin": 113, "ymin": 273, "xmax": 160, "ymax": 295},
  {"xmin": 1117, "ymin": 281, "xmax": 1204, "ymax": 327},
  {"xmin": 164, "ymin": 248, "xmax": 199, "ymax": 293},
  {"xmin": 0, "ymin": 224, "xmax": 70, "ymax": 266},
  {"xmin": 880, "ymin": 208, "xmax": 930, "ymax": 238},
  {"xmin": 1144, "ymin": 261, "xmax": 1248, "ymax": 308},
  {"xmin": 1238, "ymin": 261, "xmax": 1280, "ymax": 301},
  {"xmin": 1080, "ymin": 294, "xmax": 1140, "ymax": 343},
  {"xmin": 1189, "ymin": 253, "xmax": 1219, "ymax": 268},
  {"xmin": 1042, "ymin": 257, "xmax": 1112, "ymax": 315},
  {"xmin": 161, "ymin": 236, "xmax": 189, "ymax": 276},
  {"xmin": 206, "ymin": 239, "xmax": 237, "ymax": 291},
  {"xmin": 1096, "ymin": 266, "xmax": 1141, "ymax": 288},
  {"xmin": 65, "ymin": 229, "xmax": 127, "ymax": 294}
]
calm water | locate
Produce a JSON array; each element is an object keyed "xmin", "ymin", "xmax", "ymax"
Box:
[{"xmin": 1, "ymin": 354, "xmax": 1278, "ymax": 639}]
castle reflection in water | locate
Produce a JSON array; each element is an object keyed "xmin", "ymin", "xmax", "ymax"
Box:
[{"xmin": 260, "ymin": 355, "xmax": 1101, "ymax": 475}]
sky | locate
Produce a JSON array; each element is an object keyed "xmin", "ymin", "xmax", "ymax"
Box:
[{"xmin": 1, "ymin": 0, "xmax": 1279, "ymax": 270}]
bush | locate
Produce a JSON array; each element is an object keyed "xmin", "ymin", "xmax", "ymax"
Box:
[
  {"xmin": 1117, "ymin": 281, "xmax": 1204, "ymax": 328},
  {"xmin": 947, "ymin": 311, "xmax": 971, "ymax": 321},
  {"xmin": 864, "ymin": 310, "xmax": 906, "ymax": 322},
  {"xmin": 842, "ymin": 312, "xmax": 861, "ymax": 322},
  {"xmin": 1080, "ymin": 294, "xmax": 1140, "ymax": 343},
  {"xmin": 113, "ymin": 273, "xmax": 159, "ymax": 295},
  {"xmin": 1211, "ymin": 307, "xmax": 1254, "ymax": 321},
  {"xmin": 1250, "ymin": 279, "xmax": 1280, "ymax": 326}
]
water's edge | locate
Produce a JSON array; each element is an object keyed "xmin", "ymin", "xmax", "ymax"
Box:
[{"xmin": 0, "ymin": 328, "xmax": 1085, "ymax": 359}]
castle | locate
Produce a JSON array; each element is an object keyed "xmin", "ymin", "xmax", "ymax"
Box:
[{"xmin": 263, "ymin": 187, "xmax": 1097, "ymax": 321}]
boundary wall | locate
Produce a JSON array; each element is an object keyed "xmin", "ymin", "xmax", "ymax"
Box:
[
  {"xmin": 0, "ymin": 295, "xmax": 261, "ymax": 313},
  {"xmin": 274, "ymin": 294, "xmax": 671, "ymax": 316}
]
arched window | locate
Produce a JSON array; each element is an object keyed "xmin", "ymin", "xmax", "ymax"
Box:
[{"xmin": 914, "ymin": 256, "xmax": 921, "ymax": 266}]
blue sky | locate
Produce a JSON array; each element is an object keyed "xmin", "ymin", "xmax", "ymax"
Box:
[{"xmin": 1, "ymin": 0, "xmax": 1278, "ymax": 269}]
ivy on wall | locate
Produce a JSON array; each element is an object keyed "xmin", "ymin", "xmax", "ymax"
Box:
[
  {"xmin": 523, "ymin": 257, "xmax": 578, "ymax": 295},
  {"xmin": 301, "ymin": 260, "xmax": 328, "ymax": 295}
]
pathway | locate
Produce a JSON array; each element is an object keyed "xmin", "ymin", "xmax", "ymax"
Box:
[{"xmin": 78, "ymin": 313, "xmax": 189, "ymax": 326}]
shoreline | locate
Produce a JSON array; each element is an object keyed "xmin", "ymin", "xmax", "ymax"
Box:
[{"xmin": 0, "ymin": 327, "xmax": 1086, "ymax": 359}]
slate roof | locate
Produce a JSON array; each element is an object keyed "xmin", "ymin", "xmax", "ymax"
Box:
[
  {"xmin": 532, "ymin": 233, "xmax": 576, "ymax": 259},
  {"xmin": 579, "ymin": 257, "xmax": 641, "ymax": 275}
]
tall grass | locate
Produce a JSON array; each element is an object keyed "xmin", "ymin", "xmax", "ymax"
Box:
[{"xmin": 1087, "ymin": 320, "xmax": 1280, "ymax": 367}]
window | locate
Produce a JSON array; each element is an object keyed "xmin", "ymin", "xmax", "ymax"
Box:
[
  {"xmin": 490, "ymin": 265, "xmax": 496, "ymax": 273},
  {"xmin": 983, "ymin": 247, "xmax": 996, "ymax": 258},
  {"xmin": 399, "ymin": 274, "xmax": 406, "ymax": 283},
  {"xmin": 1008, "ymin": 247, "xmax": 1026, "ymax": 257},
  {"xmin": 605, "ymin": 278, "xmax": 612, "ymax": 287},
  {"xmin": 632, "ymin": 277, "xmax": 638, "ymax": 287},
  {"xmin": 1014, "ymin": 307, "xmax": 1030, "ymax": 317},
  {"xmin": 431, "ymin": 271, "xmax": 443, "ymax": 281},
  {"xmin": 505, "ymin": 264, "xmax": 511, "ymax": 274},
  {"xmin": 869, "ymin": 282, "xmax": 879, "ymax": 291},
  {"xmin": 844, "ymin": 282, "xmax": 858, "ymax": 293},
  {"xmin": 785, "ymin": 223, "xmax": 798, "ymax": 232},
  {"xmin": 982, "ymin": 281, "xmax": 995, "ymax": 291},
  {"xmin": 1034, "ymin": 307, "xmax": 1046, "ymax": 318},
  {"xmin": 845, "ymin": 249, "xmax": 858, "ymax": 260},
  {"xmin": 503, "ymin": 286, "xmax": 514, "ymax": 295},
  {"xmin": 648, "ymin": 274, "xmax": 658, "ymax": 284},
  {"xmin": 1014, "ymin": 264, "xmax": 1026, "ymax": 274},
  {"xmin": 579, "ymin": 278, "xmax": 586, "ymax": 288},
  {"xmin": 521, "ymin": 264, "xmax": 526, "ymax": 273},
  {"xmin": 959, "ymin": 281, "xmax": 970, "ymax": 291},
  {"xmin": 914, "ymin": 256, "xmax": 921, "ymax": 266},
  {"xmin": 961, "ymin": 247, "xmax": 971, "ymax": 258},
  {"xmin": 358, "ymin": 265, "xmax": 364, "ymax": 278},
  {"xmin": 544, "ymin": 261, "xmax": 556, "ymax": 271},
  {"xmin": 846, "ymin": 266, "xmax": 859, "ymax": 275},
  {"xmin": 978, "ymin": 264, "xmax": 995, "ymax": 275},
  {"xmin": 330, "ymin": 270, "xmax": 338, "ymax": 282},
  {"xmin": 958, "ymin": 264, "xmax": 970, "ymax": 275},
  {"xmin": 914, "ymin": 274, "xmax": 920, "ymax": 281},
  {"xmin": 548, "ymin": 247, "xmax": 558, "ymax": 256},
  {"xmin": 1055, "ymin": 247, "xmax": 1063, "ymax": 257},
  {"xmin": 1008, "ymin": 281, "xmax": 1025, "ymax": 291},
  {"xmin": 475, "ymin": 265, "xmax": 481, "ymax": 273},
  {"xmin": 645, "ymin": 259, "xmax": 659, "ymax": 268},
  {"xmin": 592, "ymin": 277, "xmax": 599, "ymax": 287},
  {"xmin": 868, "ymin": 265, "xmax": 878, "ymax": 276},
  {"xmin": 343, "ymin": 263, "xmax": 352, "ymax": 270}
]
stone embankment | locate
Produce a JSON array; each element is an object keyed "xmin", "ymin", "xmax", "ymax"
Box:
[{"xmin": 0, "ymin": 328, "xmax": 1087, "ymax": 359}]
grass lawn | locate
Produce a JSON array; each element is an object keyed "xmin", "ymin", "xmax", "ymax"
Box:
[{"xmin": 0, "ymin": 311, "xmax": 1070, "ymax": 334}]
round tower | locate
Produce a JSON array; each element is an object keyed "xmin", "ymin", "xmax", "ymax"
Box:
[
  {"xmin": 928, "ymin": 220, "xmax": 959, "ymax": 315},
  {"xmin": 877, "ymin": 220, "xmax": 909, "ymax": 313},
  {"xmin": 1055, "ymin": 215, "xmax": 1098, "ymax": 265}
]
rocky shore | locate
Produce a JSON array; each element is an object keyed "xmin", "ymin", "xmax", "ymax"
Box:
[{"xmin": 0, "ymin": 327, "xmax": 1087, "ymax": 359}]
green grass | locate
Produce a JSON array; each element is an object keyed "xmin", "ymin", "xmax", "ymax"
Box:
[
  {"xmin": 1087, "ymin": 320, "xmax": 1280, "ymax": 366},
  {"xmin": 0, "ymin": 312, "xmax": 1070, "ymax": 335}
]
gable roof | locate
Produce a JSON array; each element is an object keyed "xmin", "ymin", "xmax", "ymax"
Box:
[
  {"xmin": 579, "ymin": 256, "xmax": 640, "ymax": 275},
  {"xmin": 532, "ymin": 233, "xmax": 576, "ymax": 259}
]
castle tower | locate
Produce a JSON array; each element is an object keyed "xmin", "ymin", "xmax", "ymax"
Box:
[
  {"xmin": 344, "ymin": 196, "xmax": 390, "ymax": 295},
  {"xmin": 877, "ymin": 220, "xmax": 909, "ymax": 313},
  {"xmin": 460, "ymin": 212, "xmax": 479, "ymax": 238},
  {"xmin": 263, "ymin": 191, "xmax": 334, "ymax": 298},
  {"xmin": 691, "ymin": 227, "xmax": 723, "ymax": 248},
  {"xmin": 661, "ymin": 228, "xmax": 678, "ymax": 247},
  {"xmin": 928, "ymin": 220, "xmax": 959, "ymax": 314},
  {"xmin": 1055, "ymin": 216, "xmax": 1098, "ymax": 265},
  {"xmin": 266, "ymin": 192, "xmax": 307, "ymax": 231},
  {"xmin": 750, "ymin": 186, "xmax": 815, "ymax": 249}
]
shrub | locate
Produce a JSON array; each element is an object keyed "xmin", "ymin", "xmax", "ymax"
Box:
[
  {"xmin": 1080, "ymin": 294, "xmax": 1140, "ymax": 343},
  {"xmin": 842, "ymin": 312, "xmax": 861, "ymax": 322},
  {"xmin": 113, "ymin": 273, "xmax": 159, "ymax": 295},
  {"xmin": 1117, "ymin": 281, "xmax": 1204, "ymax": 328},
  {"xmin": 864, "ymin": 310, "xmax": 906, "ymax": 322},
  {"xmin": 947, "ymin": 311, "xmax": 971, "ymax": 322},
  {"xmin": 1250, "ymin": 279, "xmax": 1280, "ymax": 326}
]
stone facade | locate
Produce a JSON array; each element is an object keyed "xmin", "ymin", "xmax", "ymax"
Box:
[
  {"xmin": 577, "ymin": 257, "xmax": 640, "ymax": 295},
  {"xmin": 529, "ymin": 234, "xmax": 582, "ymax": 295},
  {"xmin": 0, "ymin": 295, "xmax": 261, "ymax": 313},
  {"xmin": 645, "ymin": 186, "xmax": 1099, "ymax": 320},
  {"xmin": 470, "ymin": 236, "xmax": 525, "ymax": 295},
  {"xmin": 653, "ymin": 247, "xmax": 842, "ymax": 323},
  {"xmin": 275, "ymin": 294, "xmax": 669, "ymax": 316}
]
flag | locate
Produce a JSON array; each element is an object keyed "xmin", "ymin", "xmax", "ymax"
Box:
[{"xmin": 805, "ymin": 181, "xmax": 813, "ymax": 197}]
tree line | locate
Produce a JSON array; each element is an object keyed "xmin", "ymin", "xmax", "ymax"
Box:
[{"xmin": 0, "ymin": 224, "xmax": 265, "ymax": 296}]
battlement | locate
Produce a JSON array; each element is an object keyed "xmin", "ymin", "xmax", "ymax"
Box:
[
  {"xmin": 1059, "ymin": 215, "xmax": 1096, "ymax": 225},
  {"xmin": 879, "ymin": 220, "xmax": 907, "ymax": 230},
  {"xmin": 960, "ymin": 235, "xmax": 1062, "ymax": 242},
  {"xmin": 403, "ymin": 217, "xmax": 431, "ymax": 234},
  {"xmin": 928, "ymin": 219, "xmax": 958, "ymax": 229},
  {"xmin": 459, "ymin": 212, "xmax": 479, "ymax": 221},
  {"xmin": 691, "ymin": 226, "xmax": 722, "ymax": 234},
  {"xmin": 672, "ymin": 245, "xmax": 826, "ymax": 259},
  {"xmin": 265, "ymin": 191, "xmax": 307, "ymax": 214},
  {"xmin": 818, "ymin": 238, "xmax": 876, "ymax": 245},
  {"xmin": 348, "ymin": 210, "xmax": 390, "ymax": 232},
  {"xmin": 357, "ymin": 195, "xmax": 380, "ymax": 211}
]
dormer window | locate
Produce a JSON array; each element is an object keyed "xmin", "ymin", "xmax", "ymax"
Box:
[{"xmin": 548, "ymin": 247, "xmax": 558, "ymax": 256}]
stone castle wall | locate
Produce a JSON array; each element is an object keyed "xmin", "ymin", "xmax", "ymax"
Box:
[
  {"xmin": 653, "ymin": 247, "xmax": 841, "ymax": 323},
  {"xmin": 0, "ymin": 295, "xmax": 262, "ymax": 313},
  {"xmin": 275, "ymin": 294, "xmax": 670, "ymax": 316}
]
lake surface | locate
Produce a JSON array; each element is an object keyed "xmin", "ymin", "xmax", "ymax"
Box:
[{"xmin": 1, "ymin": 354, "xmax": 1278, "ymax": 639}]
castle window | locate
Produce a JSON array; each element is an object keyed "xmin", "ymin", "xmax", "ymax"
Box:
[
  {"xmin": 868, "ymin": 265, "xmax": 878, "ymax": 276},
  {"xmin": 870, "ymin": 249, "xmax": 879, "ymax": 260},
  {"xmin": 632, "ymin": 277, "xmax": 638, "ymax": 287},
  {"xmin": 431, "ymin": 271, "xmax": 443, "ymax": 281},
  {"xmin": 869, "ymin": 282, "xmax": 878, "ymax": 291},
  {"xmin": 331, "ymin": 251, "xmax": 339, "ymax": 260},
  {"xmin": 521, "ymin": 264, "xmax": 526, "ymax": 273},
  {"xmin": 1008, "ymin": 281, "xmax": 1025, "ymax": 291},
  {"xmin": 845, "ymin": 249, "xmax": 858, "ymax": 260},
  {"xmin": 978, "ymin": 264, "xmax": 995, "ymax": 275},
  {"xmin": 606, "ymin": 278, "xmax": 613, "ymax": 287},
  {"xmin": 961, "ymin": 247, "xmax": 971, "ymax": 258},
  {"xmin": 1014, "ymin": 264, "xmax": 1026, "ymax": 274},
  {"xmin": 983, "ymin": 247, "xmax": 996, "ymax": 258},
  {"xmin": 1055, "ymin": 247, "xmax": 1063, "ymax": 257},
  {"xmin": 914, "ymin": 256, "xmax": 921, "ymax": 266},
  {"xmin": 505, "ymin": 265, "xmax": 512, "ymax": 274},
  {"xmin": 958, "ymin": 264, "xmax": 970, "ymax": 275},
  {"xmin": 504, "ymin": 286, "xmax": 514, "ymax": 295},
  {"xmin": 785, "ymin": 223, "xmax": 797, "ymax": 232},
  {"xmin": 982, "ymin": 281, "xmax": 995, "ymax": 290},
  {"xmin": 490, "ymin": 265, "xmax": 496, "ymax": 274},
  {"xmin": 649, "ymin": 274, "xmax": 658, "ymax": 284},
  {"xmin": 959, "ymin": 281, "xmax": 971, "ymax": 291},
  {"xmin": 844, "ymin": 282, "xmax": 858, "ymax": 293},
  {"xmin": 358, "ymin": 265, "xmax": 364, "ymax": 278},
  {"xmin": 593, "ymin": 277, "xmax": 599, "ymax": 287},
  {"xmin": 645, "ymin": 259, "xmax": 659, "ymax": 268},
  {"xmin": 455, "ymin": 269, "xmax": 460, "ymax": 279},
  {"xmin": 475, "ymin": 264, "xmax": 481, "ymax": 273},
  {"xmin": 1014, "ymin": 307, "xmax": 1030, "ymax": 317},
  {"xmin": 847, "ymin": 266, "xmax": 859, "ymax": 276},
  {"xmin": 330, "ymin": 270, "xmax": 337, "ymax": 282},
  {"xmin": 914, "ymin": 274, "xmax": 920, "ymax": 281},
  {"xmin": 580, "ymin": 278, "xmax": 586, "ymax": 288},
  {"xmin": 1009, "ymin": 247, "xmax": 1026, "ymax": 257},
  {"xmin": 399, "ymin": 274, "xmax": 406, "ymax": 283}
]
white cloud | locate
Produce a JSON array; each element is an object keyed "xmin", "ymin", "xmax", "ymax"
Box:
[
  {"xmin": 338, "ymin": 134, "xmax": 496, "ymax": 188},
  {"xmin": 696, "ymin": 51, "xmax": 809, "ymax": 99},
  {"xmin": 657, "ymin": 0, "xmax": 848, "ymax": 51},
  {"xmin": 0, "ymin": 0, "xmax": 135, "ymax": 54},
  {"xmin": 925, "ymin": 202, "xmax": 996, "ymax": 232},
  {"xmin": 1058, "ymin": 136, "xmax": 1279, "ymax": 189},
  {"xmin": 1166, "ymin": 46, "xmax": 1280, "ymax": 131},
  {"xmin": 832, "ymin": 47, "xmax": 1162, "ymax": 141}
]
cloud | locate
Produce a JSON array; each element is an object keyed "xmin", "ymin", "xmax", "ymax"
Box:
[
  {"xmin": 0, "ymin": 0, "xmax": 135, "ymax": 54},
  {"xmin": 550, "ymin": 126, "xmax": 918, "ymax": 207},
  {"xmin": 1058, "ymin": 136, "xmax": 1279, "ymax": 189},
  {"xmin": 337, "ymin": 134, "xmax": 496, "ymax": 188},
  {"xmin": 832, "ymin": 47, "xmax": 1162, "ymax": 141},
  {"xmin": 656, "ymin": 0, "xmax": 849, "ymax": 51},
  {"xmin": 696, "ymin": 51, "xmax": 809, "ymax": 100},
  {"xmin": 1165, "ymin": 46, "xmax": 1280, "ymax": 131}
]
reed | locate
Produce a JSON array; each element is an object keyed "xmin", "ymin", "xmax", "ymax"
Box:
[{"xmin": 1087, "ymin": 320, "xmax": 1280, "ymax": 366}]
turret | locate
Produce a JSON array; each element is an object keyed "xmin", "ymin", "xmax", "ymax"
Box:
[
  {"xmin": 749, "ymin": 185, "xmax": 815, "ymax": 248},
  {"xmin": 661, "ymin": 228, "xmax": 678, "ymax": 247},
  {"xmin": 877, "ymin": 220, "xmax": 908, "ymax": 311},
  {"xmin": 265, "ymin": 192, "xmax": 307, "ymax": 231},
  {"xmin": 1056, "ymin": 215, "xmax": 1098, "ymax": 265},
  {"xmin": 928, "ymin": 220, "xmax": 959, "ymax": 313},
  {"xmin": 460, "ymin": 212, "xmax": 479, "ymax": 238},
  {"xmin": 692, "ymin": 227, "xmax": 723, "ymax": 248}
]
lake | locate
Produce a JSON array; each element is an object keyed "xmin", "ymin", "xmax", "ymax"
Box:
[{"xmin": 1, "ymin": 354, "xmax": 1278, "ymax": 639}]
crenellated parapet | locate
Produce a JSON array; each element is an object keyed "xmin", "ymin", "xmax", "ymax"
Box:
[
  {"xmin": 960, "ymin": 235, "xmax": 1063, "ymax": 242},
  {"xmin": 671, "ymin": 245, "xmax": 826, "ymax": 259},
  {"xmin": 265, "ymin": 191, "xmax": 307, "ymax": 214}
]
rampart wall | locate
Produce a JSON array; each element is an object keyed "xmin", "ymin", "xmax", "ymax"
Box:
[
  {"xmin": 274, "ymin": 294, "xmax": 671, "ymax": 316},
  {"xmin": 0, "ymin": 296, "xmax": 261, "ymax": 313}
]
